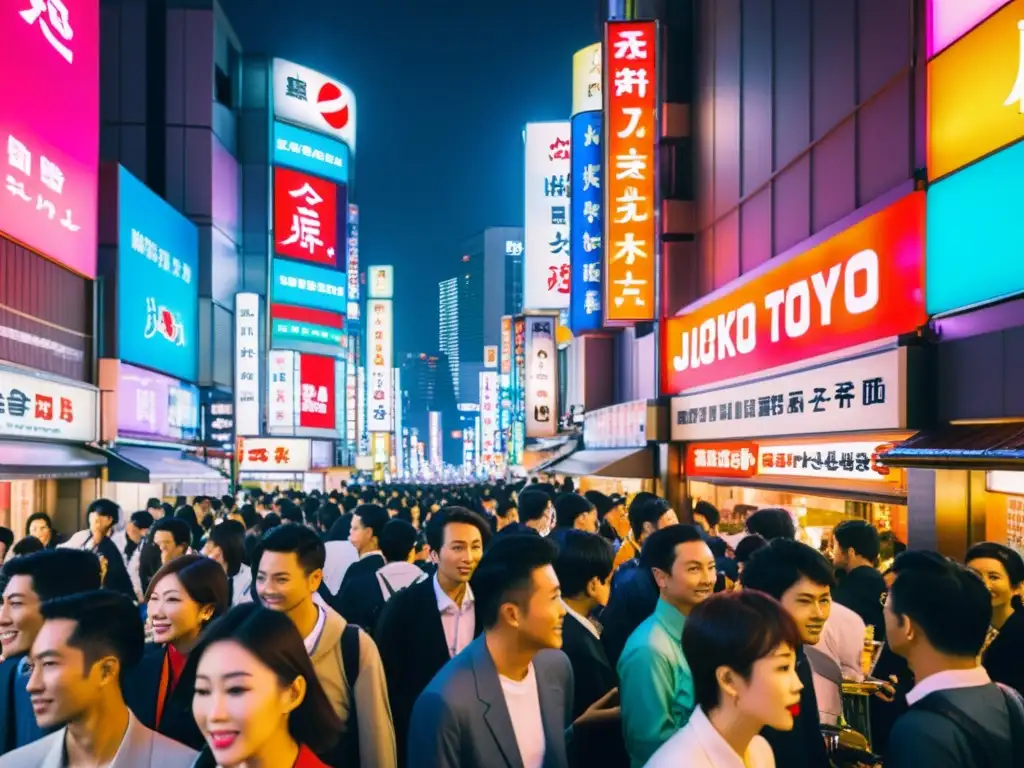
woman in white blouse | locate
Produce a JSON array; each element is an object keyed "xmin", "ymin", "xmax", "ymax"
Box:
[{"xmin": 645, "ymin": 590, "xmax": 803, "ymax": 768}]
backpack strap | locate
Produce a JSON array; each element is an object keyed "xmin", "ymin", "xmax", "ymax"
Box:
[
  {"xmin": 380, "ymin": 572, "xmax": 397, "ymax": 597},
  {"xmin": 341, "ymin": 623, "xmax": 361, "ymax": 692}
]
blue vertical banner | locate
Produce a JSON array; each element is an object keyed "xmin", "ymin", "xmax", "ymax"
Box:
[{"xmin": 569, "ymin": 111, "xmax": 603, "ymax": 334}]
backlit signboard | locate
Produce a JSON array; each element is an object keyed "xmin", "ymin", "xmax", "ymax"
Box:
[
  {"xmin": 368, "ymin": 264, "xmax": 394, "ymax": 299},
  {"xmin": 524, "ymin": 122, "xmax": 571, "ymax": 310},
  {"xmin": 928, "ymin": 0, "xmax": 1011, "ymax": 57},
  {"xmin": 272, "ymin": 59, "xmax": 357, "ymax": 151},
  {"xmin": 347, "ymin": 204, "xmax": 360, "ymax": 319},
  {"xmin": 272, "ymin": 121, "xmax": 349, "ymax": 184},
  {"xmin": 271, "ymin": 304, "xmax": 344, "ymax": 348},
  {"xmin": 273, "ymin": 166, "xmax": 342, "ymax": 267},
  {"xmin": 234, "ymin": 293, "xmax": 260, "ymax": 436},
  {"xmin": 367, "ymin": 299, "xmax": 393, "ymax": 432},
  {"xmin": 572, "ymin": 42, "xmax": 602, "ymax": 116},
  {"xmin": 524, "ymin": 316, "xmax": 558, "ymax": 438},
  {"xmin": 272, "ymin": 258, "xmax": 347, "ymax": 314},
  {"xmin": 570, "ymin": 110, "xmax": 603, "ymax": 334}
]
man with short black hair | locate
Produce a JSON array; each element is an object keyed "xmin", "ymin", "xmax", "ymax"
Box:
[
  {"xmin": 255, "ymin": 524, "xmax": 396, "ymax": 768},
  {"xmin": 0, "ymin": 590, "xmax": 195, "ymax": 767},
  {"xmin": 376, "ymin": 507, "xmax": 491, "ymax": 766},
  {"xmin": 691, "ymin": 500, "xmax": 720, "ymax": 537},
  {"xmin": 518, "ymin": 489, "xmax": 554, "ymax": 536},
  {"xmin": 145, "ymin": 498, "xmax": 165, "ymax": 521},
  {"xmin": 149, "ymin": 517, "xmax": 192, "ymax": 565},
  {"xmin": 832, "ymin": 519, "xmax": 887, "ymax": 640},
  {"xmin": 744, "ymin": 507, "xmax": 796, "ymax": 541},
  {"xmin": 613, "ymin": 496, "xmax": 679, "ymax": 572},
  {"xmin": 884, "ymin": 551, "xmax": 1024, "ymax": 768},
  {"xmin": 407, "ymin": 534, "xmax": 573, "ymax": 768},
  {"xmin": 341, "ymin": 504, "xmax": 390, "ymax": 590},
  {"xmin": 740, "ymin": 538, "xmax": 832, "ymax": 768},
  {"xmin": 554, "ymin": 494, "xmax": 598, "ymax": 534},
  {"xmin": 0, "ymin": 550, "xmax": 103, "ymax": 751},
  {"xmin": 618, "ymin": 525, "xmax": 714, "ymax": 767},
  {"xmin": 58, "ymin": 500, "xmax": 134, "ymax": 599}
]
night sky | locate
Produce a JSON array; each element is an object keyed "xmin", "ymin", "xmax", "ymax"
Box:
[{"xmin": 221, "ymin": 0, "xmax": 601, "ymax": 356}]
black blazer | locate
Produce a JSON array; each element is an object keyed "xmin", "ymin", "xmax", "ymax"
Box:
[
  {"xmin": 122, "ymin": 643, "xmax": 205, "ymax": 751},
  {"xmin": 560, "ymin": 613, "xmax": 628, "ymax": 768},
  {"xmin": 338, "ymin": 553, "xmax": 384, "ymax": 593},
  {"xmin": 375, "ymin": 576, "xmax": 481, "ymax": 767},
  {"xmin": 833, "ymin": 565, "xmax": 887, "ymax": 642},
  {"xmin": 984, "ymin": 608, "xmax": 1024, "ymax": 697}
]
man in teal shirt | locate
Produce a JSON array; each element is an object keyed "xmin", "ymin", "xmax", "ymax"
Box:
[{"xmin": 617, "ymin": 524, "xmax": 717, "ymax": 767}]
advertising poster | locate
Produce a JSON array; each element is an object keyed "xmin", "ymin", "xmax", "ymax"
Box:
[
  {"xmin": 271, "ymin": 303, "xmax": 345, "ymax": 349},
  {"xmin": 524, "ymin": 315, "xmax": 557, "ymax": 438},
  {"xmin": 272, "ymin": 121, "xmax": 349, "ymax": 184},
  {"xmin": 269, "ymin": 350, "xmax": 297, "ymax": 431},
  {"xmin": 2, "ymin": 0, "xmax": 99, "ymax": 278},
  {"xmin": 117, "ymin": 363, "xmax": 199, "ymax": 442},
  {"xmin": 299, "ymin": 353, "xmax": 336, "ymax": 430},
  {"xmin": 570, "ymin": 110, "xmax": 603, "ymax": 333},
  {"xmin": 273, "ymin": 166, "xmax": 343, "ymax": 268},
  {"xmin": 604, "ymin": 20, "xmax": 657, "ymax": 322},
  {"xmin": 272, "ymin": 59, "xmax": 357, "ymax": 151},
  {"xmin": 524, "ymin": 122, "xmax": 572, "ymax": 310},
  {"xmin": 367, "ymin": 264, "xmax": 394, "ymax": 299},
  {"xmin": 117, "ymin": 166, "xmax": 199, "ymax": 382},
  {"xmin": 367, "ymin": 299, "xmax": 393, "ymax": 432},
  {"xmin": 272, "ymin": 258, "xmax": 347, "ymax": 315},
  {"xmin": 0, "ymin": 366, "xmax": 98, "ymax": 442},
  {"xmin": 234, "ymin": 293, "xmax": 260, "ymax": 436}
]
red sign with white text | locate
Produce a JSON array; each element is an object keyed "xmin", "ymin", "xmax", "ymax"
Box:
[
  {"xmin": 274, "ymin": 167, "xmax": 338, "ymax": 267},
  {"xmin": 298, "ymin": 353, "xmax": 335, "ymax": 430},
  {"xmin": 604, "ymin": 20, "xmax": 657, "ymax": 322},
  {"xmin": 685, "ymin": 442, "xmax": 760, "ymax": 478},
  {"xmin": 661, "ymin": 192, "xmax": 926, "ymax": 395}
]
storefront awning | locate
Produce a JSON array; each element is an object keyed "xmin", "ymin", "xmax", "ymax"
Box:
[
  {"xmin": 882, "ymin": 423, "xmax": 1024, "ymax": 470},
  {"xmin": 105, "ymin": 445, "xmax": 226, "ymax": 483},
  {"xmin": 546, "ymin": 447, "xmax": 653, "ymax": 479},
  {"xmin": 0, "ymin": 440, "xmax": 106, "ymax": 480}
]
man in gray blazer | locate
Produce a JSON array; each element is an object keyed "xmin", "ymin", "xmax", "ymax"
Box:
[
  {"xmin": 0, "ymin": 591, "xmax": 196, "ymax": 768},
  {"xmin": 408, "ymin": 535, "xmax": 574, "ymax": 768}
]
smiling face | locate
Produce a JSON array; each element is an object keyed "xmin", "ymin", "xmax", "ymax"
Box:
[
  {"xmin": 147, "ymin": 573, "xmax": 212, "ymax": 648},
  {"xmin": 432, "ymin": 522, "xmax": 485, "ymax": 590},
  {"xmin": 0, "ymin": 575, "xmax": 44, "ymax": 657},
  {"xmin": 654, "ymin": 540, "xmax": 717, "ymax": 615},
  {"xmin": 193, "ymin": 640, "xmax": 304, "ymax": 766},
  {"xmin": 505, "ymin": 565, "xmax": 565, "ymax": 651},
  {"xmin": 256, "ymin": 551, "xmax": 320, "ymax": 617},
  {"xmin": 28, "ymin": 518, "xmax": 52, "ymax": 547},
  {"xmin": 967, "ymin": 557, "xmax": 1015, "ymax": 615},
  {"xmin": 780, "ymin": 577, "xmax": 832, "ymax": 646}
]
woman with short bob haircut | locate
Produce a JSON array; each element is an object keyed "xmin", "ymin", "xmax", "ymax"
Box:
[
  {"xmin": 645, "ymin": 590, "xmax": 803, "ymax": 767},
  {"xmin": 123, "ymin": 554, "xmax": 230, "ymax": 750},
  {"xmin": 188, "ymin": 603, "xmax": 343, "ymax": 767}
]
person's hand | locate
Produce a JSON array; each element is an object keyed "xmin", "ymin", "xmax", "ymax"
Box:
[
  {"xmin": 573, "ymin": 688, "xmax": 620, "ymax": 729},
  {"xmin": 872, "ymin": 675, "xmax": 898, "ymax": 703}
]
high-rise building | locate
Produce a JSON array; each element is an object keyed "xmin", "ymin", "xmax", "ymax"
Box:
[
  {"xmin": 438, "ymin": 278, "xmax": 460, "ymax": 396},
  {"xmin": 399, "ymin": 352, "xmax": 458, "ymax": 451}
]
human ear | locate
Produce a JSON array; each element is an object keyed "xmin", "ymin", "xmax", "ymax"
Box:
[{"xmin": 282, "ymin": 675, "xmax": 307, "ymax": 715}]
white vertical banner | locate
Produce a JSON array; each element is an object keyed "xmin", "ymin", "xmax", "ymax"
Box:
[
  {"xmin": 429, "ymin": 410, "xmax": 442, "ymax": 469},
  {"xmin": 234, "ymin": 293, "xmax": 261, "ymax": 436},
  {"xmin": 524, "ymin": 315, "xmax": 558, "ymax": 438},
  {"xmin": 268, "ymin": 350, "xmax": 298, "ymax": 432},
  {"xmin": 393, "ymin": 367, "xmax": 403, "ymax": 475},
  {"xmin": 367, "ymin": 299, "xmax": 393, "ymax": 432},
  {"xmin": 479, "ymin": 371, "xmax": 499, "ymax": 465},
  {"xmin": 524, "ymin": 122, "xmax": 572, "ymax": 311},
  {"xmin": 357, "ymin": 365, "xmax": 367, "ymax": 454}
]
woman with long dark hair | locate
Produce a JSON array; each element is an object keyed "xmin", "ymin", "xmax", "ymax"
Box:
[
  {"xmin": 189, "ymin": 603, "xmax": 343, "ymax": 767},
  {"xmin": 203, "ymin": 520, "xmax": 251, "ymax": 605},
  {"xmin": 966, "ymin": 541, "xmax": 1024, "ymax": 695},
  {"xmin": 123, "ymin": 554, "xmax": 230, "ymax": 750}
]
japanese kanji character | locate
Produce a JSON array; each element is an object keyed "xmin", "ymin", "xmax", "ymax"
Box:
[
  {"xmin": 583, "ymin": 232, "xmax": 602, "ymax": 253},
  {"xmin": 549, "ymin": 231, "xmax": 569, "ymax": 255},
  {"xmin": 59, "ymin": 397, "xmax": 73, "ymax": 423},
  {"xmin": 544, "ymin": 175, "xmax": 568, "ymax": 197},
  {"xmin": 583, "ymin": 200, "xmax": 601, "ymax": 224},
  {"xmin": 583, "ymin": 290, "xmax": 600, "ymax": 315},
  {"xmin": 614, "ymin": 67, "xmax": 649, "ymax": 97},
  {"xmin": 809, "ymin": 387, "xmax": 830, "ymax": 413},
  {"xmin": 274, "ymin": 446, "xmax": 291, "ymax": 464},
  {"xmin": 36, "ymin": 195, "xmax": 55, "ymax": 219},
  {"xmin": 615, "ymin": 187, "xmax": 649, "ymax": 223},
  {"xmin": 547, "ymin": 264, "xmax": 570, "ymax": 294},
  {"xmin": 551, "ymin": 206, "xmax": 567, "ymax": 225},
  {"xmin": 613, "ymin": 29, "xmax": 649, "ymax": 60},
  {"xmin": 744, "ymin": 399, "xmax": 756, "ymax": 419},
  {"xmin": 770, "ymin": 394, "xmax": 785, "ymax": 416},
  {"xmin": 6, "ymin": 175, "xmax": 31, "ymax": 202},
  {"xmin": 247, "ymin": 447, "xmax": 269, "ymax": 463},
  {"xmin": 582, "ymin": 262, "xmax": 600, "ymax": 282},
  {"xmin": 35, "ymin": 394, "xmax": 53, "ymax": 421},
  {"xmin": 286, "ymin": 76, "xmax": 307, "ymax": 101},
  {"xmin": 611, "ymin": 270, "xmax": 647, "ymax": 308},
  {"xmin": 862, "ymin": 377, "xmax": 886, "ymax": 406},
  {"xmin": 835, "ymin": 381, "xmax": 855, "ymax": 408},
  {"xmin": 617, "ymin": 107, "xmax": 645, "ymax": 139},
  {"xmin": 7, "ymin": 135, "xmax": 31, "ymax": 176},
  {"xmin": 614, "ymin": 148, "xmax": 648, "ymax": 180},
  {"xmin": 611, "ymin": 232, "xmax": 647, "ymax": 264},
  {"xmin": 788, "ymin": 391, "xmax": 804, "ymax": 414},
  {"xmin": 21, "ymin": 0, "xmax": 73, "ymax": 64},
  {"xmin": 7, "ymin": 389, "xmax": 30, "ymax": 417},
  {"xmin": 40, "ymin": 156, "xmax": 64, "ymax": 194},
  {"xmin": 584, "ymin": 124, "xmax": 600, "ymax": 146},
  {"xmin": 719, "ymin": 402, "xmax": 732, "ymax": 421},
  {"xmin": 60, "ymin": 209, "xmax": 79, "ymax": 231},
  {"xmin": 582, "ymin": 163, "xmax": 601, "ymax": 191},
  {"xmin": 758, "ymin": 396, "xmax": 771, "ymax": 418}
]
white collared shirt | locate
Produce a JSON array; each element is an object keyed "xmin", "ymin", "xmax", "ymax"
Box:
[
  {"xmin": 303, "ymin": 604, "xmax": 328, "ymax": 655},
  {"xmin": 360, "ymin": 549, "xmax": 384, "ymax": 560},
  {"xmin": 906, "ymin": 666, "xmax": 991, "ymax": 706},
  {"xmin": 645, "ymin": 705, "xmax": 776, "ymax": 768},
  {"xmin": 433, "ymin": 573, "xmax": 475, "ymax": 658},
  {"xmin": 563, "ymin": 601, "xmax": 600, "ymax": 640}
]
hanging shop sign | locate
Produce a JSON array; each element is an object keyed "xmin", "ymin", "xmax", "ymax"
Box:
[
  {"xmin": 757, "ymin": 441, "xmax": 897, "ymax": 483},
  {"xmin": 268, "ymin": 350, "xmax": 297, "ymax": 431},
  {"xmin": 234, "ymin": 293, "xmax": 260, "ymax": 436},
  {"xmin": 570, "ymin": 110, "xmax": 604, "ymax": 334},
  {"xmin": 685, "ymin": 442, "xmax": 760, "ymax": 479},
  {"xmin": 670, "ymin": 349, "xmax": 906, "ymax": 442},
  {"xmin": 604, "ymin": 20, "xmax": 657, "ymax": 323},
  {"xmin": 203, "ymin": 395, "xmax": 233, "ymax": 448},
  {"xmin": 662, "ymin": 192, "xmax": 925, "ymax": 394},
  {"xmin": 523, "ymin": 122, "xmax": 572, "ymax": 310},
  {"xmin": 928, "ymin": 0, "xmax": 1024, "ymax": 181},
  {"xmin": 272, "ymin": 59, "xmax": 356, "ymax": 151},
  {"xmin": 238, "ymin": 437, "xmax": 311, "ymax": 473},
  {"xmin": 0, "ymin": 366, "xmax": 98, "ymax": 442},
  {"xmin": 524, "ymin": 315, "xmax": 558, "ymax": 438},
  {"xmin": 572, "ymin": 42, "xmax": 602, "ymax": 116}
]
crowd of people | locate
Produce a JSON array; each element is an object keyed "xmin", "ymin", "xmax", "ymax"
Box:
[{"xmin": 0, "ymin": 481, "xmax": 1021, "ymax": 767}]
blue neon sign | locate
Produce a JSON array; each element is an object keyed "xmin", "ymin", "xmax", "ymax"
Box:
[
  {"xmin": 272, "ymin": 258, "xmax": 347, "ymax": 314},
  {"xmin": 273, "ymin": 121, "xmax": 350, "ymax": 184},
  {"xmin": 569, "ymin": 111, "xmax": 603, "ymax": 334},
  {"xmin": 117, "ymin": 166, "xmax": 199, "ymax": 382}
]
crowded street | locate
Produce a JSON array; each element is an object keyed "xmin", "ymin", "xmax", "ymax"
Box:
[{"xmin": 3, "ymin": 0, "xmax": 1024, "ymax": 766}]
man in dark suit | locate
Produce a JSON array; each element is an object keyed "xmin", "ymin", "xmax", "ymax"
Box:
[
  {"xmin": 831, "ymin": 519, "xmax": 887, "ymax": 641},
  {"xmin": 554, "ymin": 530, "xmax": 628, "ymax": 768},
  {"xmin": 337, "ymin": 503, "xmax": 389, "ymax": 592},
  {"xmin": 407, "ymin": 535, "xmax": 573, "ymax": 768},
  {"xmin": 376, "ymin": 507, "xmax": 491, "ymax": 766}
]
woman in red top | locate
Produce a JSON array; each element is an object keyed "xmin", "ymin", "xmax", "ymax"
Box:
[
  {"xmin": 123, "ymin": 554, "xmax": 230, "ymax": 750},
  {"xmin": 189, "ymin": 603, "xmax": 343, "ymax": 767}
]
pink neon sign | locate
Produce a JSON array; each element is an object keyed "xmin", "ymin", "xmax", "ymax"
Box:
[
  {"xmin": 1, "ymin": 1, "xmax": 99, "ymax": 278},
  {"xmin": 929, "ymin": 0, "xmax": 1013, "ymax": 57}
]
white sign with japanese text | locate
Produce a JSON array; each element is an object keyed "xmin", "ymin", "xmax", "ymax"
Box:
[
  {"xmin": 670, "ymin": 349, "xmax": 905, "ymax": 441},
  {"xmin": 367, "ymin": 264, "xmax": 394, "ymax": 300},
  {"xmin": 524, "ymin": 316, "xmax": 559, "ymax": 438},
  {"xmin": 238, "ymin": 437, "xmax": 311, "ymax": 473},
  {"xmin": 524, "ymin": 122, "xmax": 571, "ymax": 311},
  {"xmin": 234, "ymin": 293, "xmax": 260, "ymax": 436},
  {"xmin": 572, "ymin": 42, "xmax": 602, "ymax": 116},
  {"xmin": 268, "ymin": 350, "xmax": 297, "ymax": 431},
  {"xmin": 479, "ymin": 371, "xmax": 499, "ymax": 463},
  {"xmin": 757, "ymin": 441, "xmax": 899, "ymax": 483},
  {"xmin": 272, "ymin": 59, "xmax": 357, "ymax": 152},
  {"xmin": 347, "ymin": 203, "xmax": 360, "ymax": 319},
  {"xmin": 0, "ymin": 366, "xmax": 97, "ymax": 442},
  {"xmin": 367, "ymin": 299, "xmax": 393, "ymax": 432}
]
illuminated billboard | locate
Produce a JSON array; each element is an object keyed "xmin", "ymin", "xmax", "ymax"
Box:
[
  {"xmin": 273, "ymin": 166, "xmax": 343, "ymax": 267},
  {"xmin": 523, "ymin": 122, "xmax": 571, "ymax": 310},
  {"xmin": 272, "ymin": 258, "xmax": 347, "ymax": 315},
  {"xmin": 273, "ymin": 121, "xmax": 349, "ymax": 184},
  {"xmin": 367, "ymin": 298, "xmax": 393, "ymax": 432},
  {"xmin": 570, "ymin": 111, "xmax": 603, "ymax": 334},
  {"xmin": 272, "ymin": 59, "xmax": 357, "ymax": 151}
]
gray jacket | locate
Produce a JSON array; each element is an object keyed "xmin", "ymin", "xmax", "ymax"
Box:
[
  {"xmin": 0, "ymin": 712, "xmax": 196, "ymax": 768},
  {"xmin": 407, "ymin": 635, "xmax": 574, "ymax": 768}
]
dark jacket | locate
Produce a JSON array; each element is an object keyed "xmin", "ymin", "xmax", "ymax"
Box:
[
  {"xmin": 560, "ymin": 612, "xmax": 628, "ymax": 768},
  {"xmin": 761, "ymin": 647, "xmax": 830, "ymax": 768},
  {"xmin": 600, "ymin": 564, "xmax": 657, "ymax": 668},
  {"xmin": 122, "ymin": 644, "xmax": 205, "ymax": 751},
  {"xmin": 833, "ymin": 565, "xmax": 887, "ymax": 642},
  {"xmin": 885, "ymin": 684, "xmax": 1021, "ymax": 768},
  {"xmin": 984, "ymin": 609, "xmax": 1024, "ymax": 697},
  {"xmin": 375, "ymin": 576, "xmax": 481, "ymax": 768},
  {"xmin": 338, "ymin": 553, "xmax": 384, "ymax": 593},
  {"xmin": 93, "ymin": 535, "xmax": 135, "ymax": 600},
  {"xmin": 0, "ymin": 654, "xmax": 48, "ymax": 754}
]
